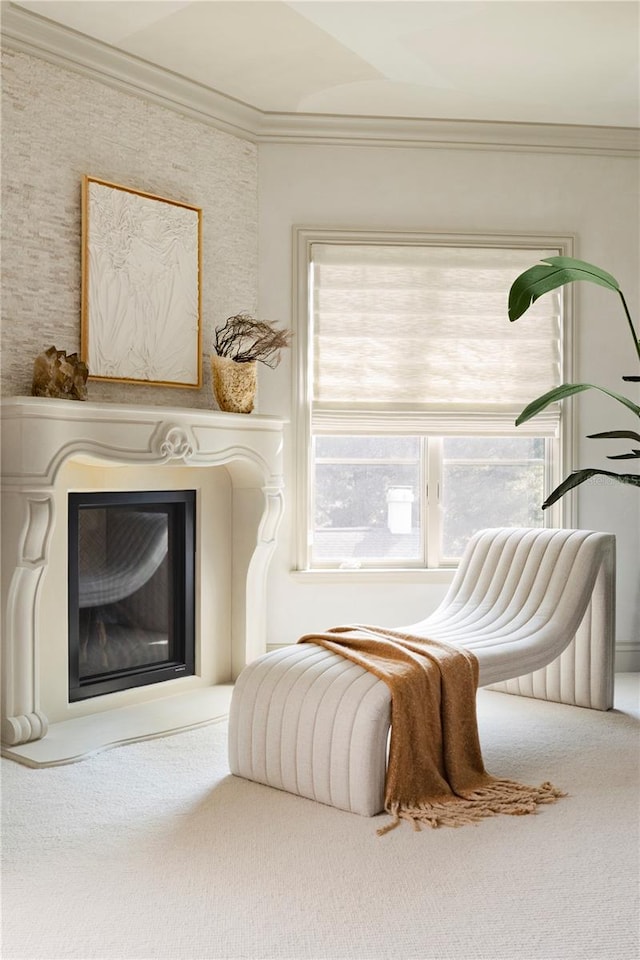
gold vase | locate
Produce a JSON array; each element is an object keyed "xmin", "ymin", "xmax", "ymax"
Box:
[{"xmin": 211, "ymin": 355, "xmax": 257, "ymax": 414}]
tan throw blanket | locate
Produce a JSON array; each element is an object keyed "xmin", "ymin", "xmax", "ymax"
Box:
[{"xmin": 298, "ymin": 625, "xmax": 565, "ymax": 834}]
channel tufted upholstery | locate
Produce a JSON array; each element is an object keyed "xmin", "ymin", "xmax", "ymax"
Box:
[{"xmin": 228, "ymin": 527, "xmax": 616, "ymax": 816}]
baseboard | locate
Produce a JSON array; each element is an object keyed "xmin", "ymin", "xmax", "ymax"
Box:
[{"xmin": 615, "ymin": 645, "xmax": 640, "ymax": 673}]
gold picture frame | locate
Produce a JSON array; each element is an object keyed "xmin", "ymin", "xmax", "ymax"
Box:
[{"xmin": 81, "ymin": 176, "xmax": 202, "ymax": 388}]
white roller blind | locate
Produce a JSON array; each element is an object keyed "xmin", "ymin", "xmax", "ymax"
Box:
[{"xmin": 311, "ymin": 243, "xmax": 562, "ymax": 433}]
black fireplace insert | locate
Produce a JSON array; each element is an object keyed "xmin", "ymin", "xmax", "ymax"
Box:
[{"xmin": 68, "ymin": 490, "xmax": 195, "ymax": 701}]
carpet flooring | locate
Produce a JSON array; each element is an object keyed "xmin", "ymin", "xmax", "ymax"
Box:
[{"xmin": 2, "ymin": 676, "xmax": 639, "ymax": 960}]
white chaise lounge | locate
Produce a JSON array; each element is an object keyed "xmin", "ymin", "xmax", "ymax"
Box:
[{"xmin": 228, "ymin": 527, "xmax": 616, "ymax": 816}]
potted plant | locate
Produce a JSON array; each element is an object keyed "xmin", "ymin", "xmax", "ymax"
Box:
[
  {"xmin": 508, "ymin": 256, "xmax": 640, "ymax": 507},
  {"xmin": 211, "ymin": 313, "xmax": 292, "ymax": 414}
]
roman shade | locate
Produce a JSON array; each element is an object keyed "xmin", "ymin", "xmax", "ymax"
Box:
[{"xmin": 311, "ymin": 242, "xmax": 562, "ymax": 435}]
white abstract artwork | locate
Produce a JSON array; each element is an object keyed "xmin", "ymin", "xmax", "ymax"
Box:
[{"xmin": 82, "ymin": 178, "xmax": 201, "ymax": 387}]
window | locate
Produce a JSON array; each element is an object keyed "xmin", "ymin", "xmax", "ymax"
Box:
[{"xmin": 295, "ymin": 230, "xmax": 573, "ymax": 572}]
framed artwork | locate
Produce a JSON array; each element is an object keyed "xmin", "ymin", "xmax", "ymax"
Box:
[{"xmin": 81, "ymin": 176, "xmax": 202, "ymax": 388}]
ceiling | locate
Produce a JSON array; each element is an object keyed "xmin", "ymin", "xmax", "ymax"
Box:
[{"xmin": 10, "ymin": 0, "xmax": 640, "ymax": 128}]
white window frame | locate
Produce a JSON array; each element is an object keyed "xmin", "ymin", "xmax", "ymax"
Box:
[{"xmin": 292, "ymin": 227, "xmax": 576, "ymax": 579}]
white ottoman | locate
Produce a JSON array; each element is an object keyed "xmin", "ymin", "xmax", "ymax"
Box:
[{"xmin": 228, "ymin": 643, "xmax": 391, "ymax": 816}]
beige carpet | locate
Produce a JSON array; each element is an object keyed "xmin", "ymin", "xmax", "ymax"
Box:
[{"xmin": 1, "ymin": 676, "xmax": 639, "ymax": 960}]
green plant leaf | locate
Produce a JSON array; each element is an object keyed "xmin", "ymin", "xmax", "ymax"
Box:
[
  {"xmin": 508, "ymin": 256, "xmax": 620, "ymax": 321},
  {"xmin": 587, "ymin": 430, "xmax": 640, "ymax": 442},
  {"xmin": 605, "ymin": 450, "xmax": 640, "ymax": 460},
  {"xmin": 516, "ymin": 382, "xmax": 640, "ymax": 426},
  {"xmin": 542, "ymin": 469, "xmax": 640, "ymax": 509}
]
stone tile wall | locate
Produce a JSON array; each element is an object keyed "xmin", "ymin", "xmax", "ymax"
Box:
[{"xmin": 1, "ymin": 49, "xmax": 258, "ymax": 409}]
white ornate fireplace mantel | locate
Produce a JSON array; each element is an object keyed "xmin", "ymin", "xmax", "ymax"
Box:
[{"xmin": 1, "ymin": 396, "xmax": 285, "ymax": 766}]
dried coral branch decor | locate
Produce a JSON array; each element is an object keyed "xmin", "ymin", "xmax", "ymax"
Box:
[{"xmin": 211, "ymin": 313, "xmax": 292, "ymax": 413}]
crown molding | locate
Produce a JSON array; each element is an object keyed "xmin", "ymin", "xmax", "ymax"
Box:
[
  {"xmin": 256, "ymin": 111, "xmax": 639, "ymax": 156},
  {"xmin": 2, "ymin": 3, "xmax": 639, "ymax": 157},
  {"xmin": 0, "ymin": 3, "xmax": 262, "ymax": 142}
]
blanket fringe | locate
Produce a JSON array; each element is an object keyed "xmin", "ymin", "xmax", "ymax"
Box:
[{"xmin": 377, "ymin": 781, "xmax": 567, "ymax": 836}]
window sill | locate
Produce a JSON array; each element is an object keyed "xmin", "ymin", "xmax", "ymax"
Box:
[{"xmin": 289, "ymin": 567, "xmax": 456, "ymax": 585}]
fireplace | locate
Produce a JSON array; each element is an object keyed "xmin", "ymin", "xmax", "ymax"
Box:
[
  {"xmin": 1, "ymin": 397, "xmax": 285, "ymax": 766},
  {"xmin": 68, "ymin": 490, "xmax": 196, "ymax": 701}
]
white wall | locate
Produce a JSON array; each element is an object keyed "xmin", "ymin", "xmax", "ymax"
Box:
[{"xmin": 258, "ymin": 142, "xmax": 640, "ymax": 667}]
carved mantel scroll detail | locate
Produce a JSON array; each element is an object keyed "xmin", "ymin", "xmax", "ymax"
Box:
[
  {"xmin": 241, "ymin": 486, "xmax": 286, "ymax": 673},
  {"xmin": 155, "ymin": 423, "xmax": 195, "ymax": 462},
  {"xmin": 2, "ymin": 495, "xmax": 54, "ymax": 745}
]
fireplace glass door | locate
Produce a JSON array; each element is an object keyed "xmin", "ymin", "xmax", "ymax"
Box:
[{"xmin": 68, "ymin": 490, "xmax": 195, "ymax": 701}]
